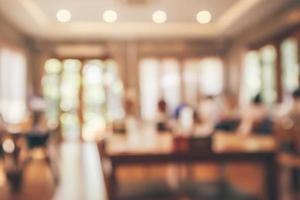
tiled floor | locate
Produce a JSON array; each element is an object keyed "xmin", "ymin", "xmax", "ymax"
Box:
[{"xmin": 0, "ymin": 142, "xmax": 297, "ymax": 200}]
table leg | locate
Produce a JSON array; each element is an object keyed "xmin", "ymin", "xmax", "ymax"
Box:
[
  {"xmin": 109, "ymin": 163, "xmax": 117, "ymax": 200},
  {"xmin": 110, "ymin": 164, "xmax": 117, "ymax": 186},
  {"xmin": 266, "ymin": 158, "xmax": 278, "ymax": 200}
]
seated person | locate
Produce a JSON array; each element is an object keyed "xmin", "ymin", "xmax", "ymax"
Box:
[
  {"xmin": 174, "ymin": 102, "xmax": 188, "ymax": 120},
  {"xmin": 31, "ymin": 111, "xmax": 48, "ymax": 132},
  {"xmin": 24, "ymin": 112, "xmax": 50, "ymax": 149},
  {"xmin": 156, "ymin": 99, "xmax": 170, "ymax": 132},
  {"xmin": 178, "ymin": 105, "xmax": 195, "ymax": 135},
  {"xmin": 237, "ymin": 94, "xmax": 271, "ymax": 135},
  {"xmin": 278, "ymin": 88, "xmax": 300, "ymax": 153},
  {"xmin": 0, "ymin": 113, "xmax": 5, "ymax": 132},
  {"xmin": 198, "ymin": 96, "xmax": 222, "ymax": 125},
  {"xmin": 123, "ymin": 95, "xmax": 139, "ymax": 135},
  {"xmin": 211, "ymin": 95, "xmax": 241, "ymax": 132},
  {"xmin": 172, "ymin": 102, "xmax": 197, "ymax": 135},
  {"xmin": 194, "ymin": 96, "xmax": 222, "ymax": 136},
  {"xmin": 219, "ymin": 94, "xmax": 239, "ymax": 119}
]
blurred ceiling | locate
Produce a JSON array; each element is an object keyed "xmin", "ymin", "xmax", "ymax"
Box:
[
  {"xmin": 0, "ymin": 0, "xmax": 296, "ymax": 40},
  {"xmin": 35, "ymin": 0, "xmax": 238, "ymax": 22}
]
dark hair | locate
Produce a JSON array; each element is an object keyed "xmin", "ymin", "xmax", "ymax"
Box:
[
  {"xmin": 158, "ymin": 99, "xmax": 167, "ymax": 112},
  {"xmin": 32, "ymin": 111, "xmax": 42, "ymax": 125},
  {"xmin": 206, "ymin": 95, "xmax": 215, "ymax": 100},
  {"xmin": 252, "ymin": 94, "xmax": 262, "ymax": 105},
  {"xmin": 292, "ymin": 88, "xmax": 300, "ymax": 99}
]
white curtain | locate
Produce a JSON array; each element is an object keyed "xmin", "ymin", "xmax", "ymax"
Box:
[
  {"xmin": 0, "ymin": 48, "xmax": 27, "ymax": 123},
  {"xmin": 139, "ymin": 58, "xmax": 160, "ymax": 121},
  {"xmin": 281, "ymin": 38, "xmax": 299, "ymax": 93},
  {"xmin": 198, "ymin": 58, "xmax": 223, "ymax": 96},
  {"xmin": 183, "ymin": 59, "xmax": 199, "ymax": 107},
  {"xmin": 240, "ymin": 51, "xmax": 261, "ymax": 106},
  {"xmin": 140, "ymin": 57, "xmax": 223, "ymax": 121},
  {"xmin": 160, "ymin": 58, "xmax": 181, "ymax": 112}
]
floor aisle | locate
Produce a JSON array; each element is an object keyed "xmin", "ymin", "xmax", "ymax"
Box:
[{"xmin": 0, "ymin": 142, "xmax": 107, "ymax": 200}]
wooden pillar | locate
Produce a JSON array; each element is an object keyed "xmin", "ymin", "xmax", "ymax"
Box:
[
  {"xmin": 221, "ymin": 53, "xmax": 230, "ymax": 95},
  {"xmin": 27, "ymin": 45, "xmax": 50, "ymax": 97},
  {"xmin": 125, "ymin": 41, "xmax": 140, "ymax": 116},
  {"xmin": 107, "ymin": 42, "xmax": 127, "ymax": 91},
  {"xmin": 297, "ymin": 35, "xmax": 300, "ymax": 85},
  {"xmin": 179, "ymin": 57, "xmax": 185, "ymax": 103},
  {"xmin": 78, "ymin": 59, "xmax": 84, "ymax": 141},
  {"xmin": 274, "ymin": 41, "xmax": 283, "ymax": 103},
  {"xmin": 223, "ymin": 45, "xmax": 246, "ymax": 104}
]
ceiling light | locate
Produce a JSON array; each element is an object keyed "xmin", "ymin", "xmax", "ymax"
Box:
[
  {"xmin": 103, "ymin": 10, "xmax": 118, "ymax": 23},
  {"xmin": 152, "ymin": 10, "xmax": 167, "ymax": 24},
  {"xmin": 196, "ymin": 10, "xmax": 212, "ymax": 24},
  {"xmin": 56, "ymin": 9, "xmax": 72, "ymax": 23}
]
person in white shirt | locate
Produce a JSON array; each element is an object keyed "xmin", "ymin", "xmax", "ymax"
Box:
[
  {"xmin": 195, "ymin": 96, "xmax": 222, "ymax": 136},
  {"xmin": 238, "ymin": 94, "xmax": 269, "ymax": 135}
]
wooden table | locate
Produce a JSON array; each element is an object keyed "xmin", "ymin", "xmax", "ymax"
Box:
[{"xmin": 100, "ymin": 133, "xmax": 278, "ymax": 200}]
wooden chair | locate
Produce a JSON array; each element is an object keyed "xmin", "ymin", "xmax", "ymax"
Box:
[
  {"xmin": 0, "ymin": 130, "xmax": 4, "ymax": 159},
  {"xmin": 23, "ymin": 129, "xmax": 59, "ymax": 184},
  {"xmin": 275, "ymin": 115, "xmax": 300, "ymax": 194},
  {"xmin": 1, "ymin": 132, "xmax": 25, "ymax": 192}
]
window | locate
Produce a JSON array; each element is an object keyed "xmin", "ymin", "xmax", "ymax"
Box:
[
  {"xmin": 281, "ymin": 38, "xmax": 299, "ymax": 94},
  {"xmin": 139, "ymin": 58, "xmax": 160, "ymax": 121},
  {"xmin": 183, "ymin": 57, "xmax": 223, "ymax": 107},
  {"xmin": 60, "ymin": 59, "xmax": 81, "ymax": 140},
  {"xmin": 198, "ymin": 58, "xmax": 223, "ymax": 96},
  {"xmin": 160, "ymin": 59, "xmax": 181, "ymax": 111},
  {"xmin": 240, "ymin": 51, "xmax": 261, "ymax": 105},
  {"xmin": 43, "ymin": 58, "xmax": 124, "ymax": 141},
  {"xmin": 0, "ymin": 48, "xmax": 27, "ymax": 123},
  {"xmin": 82, "ymin": 60, "xmax": 106, "ymax": 140},
  {"xmin": 260, "ymin": 45, "xmax": 277, "ymax": 104},
  {"xmin": 241, "ymin": 46, "xmax": 277, "ymax": 105},
  {"xmin": 140, "ymin": 57, "xmax": 223, "ymax": 121},
  {"xmin": 82, "ymin": 59, "xmax": 124, "ymax": 140},
  {"xmin": 104, "ymin": 59, "xmax": 124, "ymax": 121},
  {"xmin": 140, "ymin": 58, "xmax": 181, "ymax": 121},
  {"xmin": 42, "ymin": 59, "xmax": 61, "ymax": 125},
  {"xmin": 183, "ymin": 59, "xmax": 199, "ymax": 107}
]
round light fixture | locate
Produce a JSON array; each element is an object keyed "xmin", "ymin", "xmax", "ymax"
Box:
[
  {"xmin": 103, "ymin": 10, "xmax": 118, "ymax": 23},
  {"xmin": 196, "ymin": 10, "xmax": 212, "ymax": 24},
  {"xmin": 152, "ymin": 10, "xmax": 167, "ymax": 24},
  {"xmin": 56, "ymin": 9, "xmax": 72, "ymax": 23}
]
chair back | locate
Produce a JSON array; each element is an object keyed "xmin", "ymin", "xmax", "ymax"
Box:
[{"xmin": 26, "ymin": 131, "xmax": 50, "ymax": 149}]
